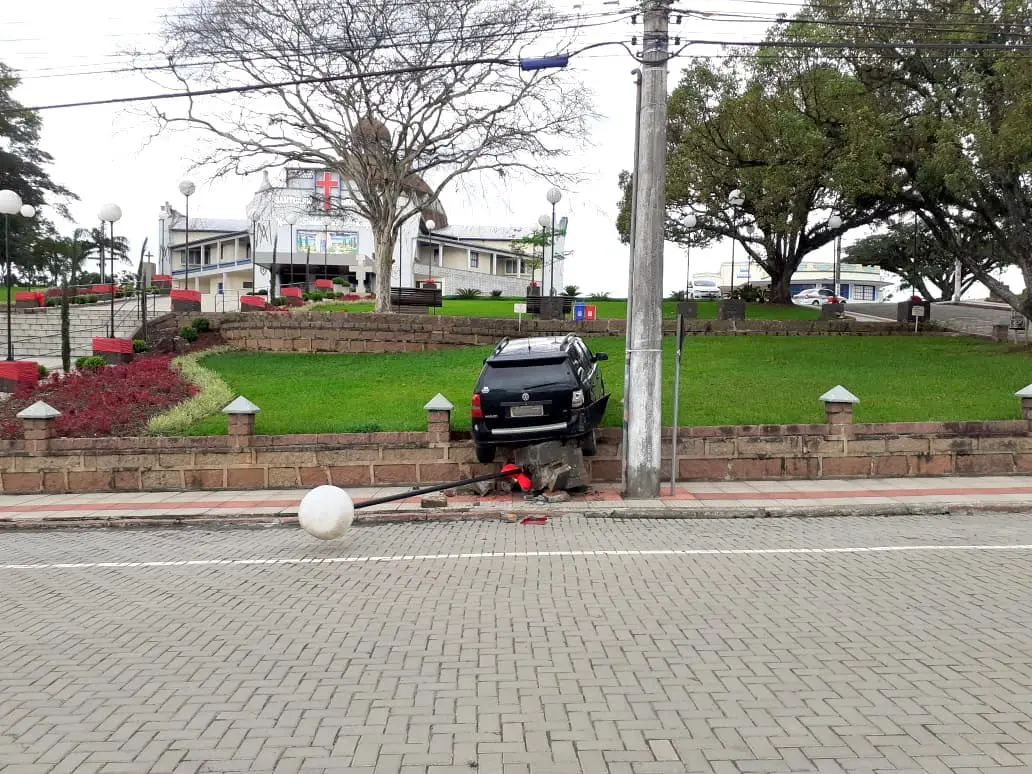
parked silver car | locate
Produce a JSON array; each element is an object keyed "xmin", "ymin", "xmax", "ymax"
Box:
[
  {"xmin": 688, "ymin": 278, "xmax": 722, "ymax": 300},
  {"xmin": 792, "ymin": 287, "xmax": 844, "ymax": 306}
]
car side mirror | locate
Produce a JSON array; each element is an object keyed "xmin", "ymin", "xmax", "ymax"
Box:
[{"xmin": 594, "ymin": 352, "xmax": 608, "ymax": 362}]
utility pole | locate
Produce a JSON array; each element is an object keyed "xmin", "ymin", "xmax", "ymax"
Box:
[{"xmin": 625, "ymin": 0, "xmax": 670, "ymax": 498}]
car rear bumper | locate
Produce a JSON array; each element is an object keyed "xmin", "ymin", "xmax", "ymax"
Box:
[{"xmin": 473, "ymin": 414, "xmax": 590, "ymax": 447}]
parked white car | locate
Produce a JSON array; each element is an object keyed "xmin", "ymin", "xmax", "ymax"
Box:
[
  {"xmin": 792, "ymin": 288, "xmax": 844, "ymax": 306},
  {"xmin": 687, "ymin": 279, "xmax": 722, "ymax": 300}
]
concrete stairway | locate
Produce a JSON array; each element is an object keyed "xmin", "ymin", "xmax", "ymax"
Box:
[{"xmin": 0, "ymin": 297, "xmax": 172, "ymax": 360}]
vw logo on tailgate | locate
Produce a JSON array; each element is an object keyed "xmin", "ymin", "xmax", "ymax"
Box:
[{"xmin": 521, "ymin": 392, "xmax": 530, "ymax": 401}]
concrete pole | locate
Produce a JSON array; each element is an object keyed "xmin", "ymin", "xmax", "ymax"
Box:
[
  {"xmin": 626, "ymin": 0, "xmax": 670, "ymax": 499},
  {"xmin": 622, "ymin": 70, "xmax": 642, "ymax": 494},
  {"xmin": 953, "ymin": 257, "xmax": 962, "ymax": 301}
]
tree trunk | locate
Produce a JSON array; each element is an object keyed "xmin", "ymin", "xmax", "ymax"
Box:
[
  {"xmin": 768, "ymin": 265, "xmax": 793, "ymax": 304},
  {"xmin": 373, "ymin": 226, "xmax": 396, "ymax": 313},
  {"xmin": 60, "ymin": 279, "xmax": 71, "ymax": 373}
]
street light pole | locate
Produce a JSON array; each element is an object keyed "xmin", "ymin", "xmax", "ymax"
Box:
[
  {"xmin": 546, "ymin": 188, "xmax": 562, "ymax": 295},
  {"xmin": 250, "ymin": 215, "xmax": 259, "ymax": 295},
  {"xmin": 680, "ymin": 212, "xmax": 697, "ymax": 297},
  {"xmin": 179, "ymin": 180, "xmax": 195, "ymax": 291},
  {"xmin": 727, "ymin": 189, "xmax": 744, "ymax": 296},
  {"xmin": 0, "ymin": 190, "xmax": 33, "ymax": 362},
  {"xmin": 99, "ymin": 204, "xmax": 122, "ymax": 338},
  {"xmin": 284, "ymin": 213, "xmax": 298, "ymax": 297},
  {"xmin": 827, "ymin": 214, "xmax": 843, "ymax": 298}
]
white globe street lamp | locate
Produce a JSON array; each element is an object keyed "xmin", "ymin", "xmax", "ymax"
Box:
[
  {"xmin": 827, "ymin": 213, "xmax": 844, "ymax": 298},
  {"xmin": 727, "ymin": 190, "xmax": 745, "ymax": 295},
  {"xmin": 545, "ymin": 189, "xmax": 562, "ymax": 295},
  {"xmin": 679, "ymin": 210, "xmax": 697, "ymax": 298},
  {"xmin": 179, "ymin": 180, "xmax": 195, "ymax": 289},
  {"xmin": 0, "ymin": 190, "xmax": 30, "ymax": 361},
  {"xmin": 283, "ymin": 212, "xmax": 299, "ymax": 298},
  {"xmin": 99, "ymin": 203, "xmax": 123, "ymax": 337}
]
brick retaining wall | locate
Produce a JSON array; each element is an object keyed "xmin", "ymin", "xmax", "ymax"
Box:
[
  {"xmin": 146, "ymin": 311, "xmax": 926, "ymax": 354},
  {"xmin": 2, "ymin": 420, "xmax": 1031, "ymax": 494}
]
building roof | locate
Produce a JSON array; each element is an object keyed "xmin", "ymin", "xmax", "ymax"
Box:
[
  {"xmin": 436, "ymin": 225, "xmax": 534, "ymax": 241},
  {"xmin": 170, "ymin": 216, "xmax": 250, "ymax": 233}
]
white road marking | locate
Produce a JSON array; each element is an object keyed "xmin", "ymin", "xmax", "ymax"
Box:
[{"xmin": 1, "ymin": 544, "xmax": 1032, "ymax": 571}]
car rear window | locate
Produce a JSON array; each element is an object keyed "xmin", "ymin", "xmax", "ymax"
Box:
[{"xmin": 481, "ymin": 362, "xmax": 574, "ymax": 389}]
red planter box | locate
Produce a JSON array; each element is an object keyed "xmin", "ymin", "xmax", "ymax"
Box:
[
  {"xmin": 0, "ymin": 360, "xmax": 39, "ymax": 392},
  {"xmin": 282, "ymin": 287, "xmax": 303, "ymax": 298},
  {"xmin": 170, "ymin": 289, "xmax": 202, "ymax": 313},
  {"xmin": 314, "ymin": 279, "xmax": 334, "ymax": 290},
  {"xmin": 44, "ymin": 288, "xmax": 63, "ymax": 298},
  {"xmin": 152, "ymin": 275, "xmax": 172, "ymax": 283},
  {"xmin": 15, "ymin": 291, "xmax": 44, "ymax": 308},
  {"xmin": 90, "ymin": 284, "xmax": 115, "ymax": 295},
  {"xmin": 284, "ymin": 297, "xmax": 303, "ymax": 307},
  {"xmin": 240, "ymin": 295, "xmax": 268, "ymax": 311},
  {"xmin": 92, "ymin": 337, "xmax": 134, "ymax": 364}
]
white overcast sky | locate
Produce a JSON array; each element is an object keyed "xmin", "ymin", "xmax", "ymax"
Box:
[{"xmin": 6, "ymin": 0, "xmax": 902, "ymax": 297}]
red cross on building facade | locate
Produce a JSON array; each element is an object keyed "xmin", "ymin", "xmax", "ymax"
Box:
[{"xmin": 315, "ymin": 171, "xmax": 340, "ymax": 211}]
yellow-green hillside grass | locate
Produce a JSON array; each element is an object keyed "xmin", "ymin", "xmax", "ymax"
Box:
[{"xmin": 146, "ymin": 347, "xmax": 235, "ymax": 435}]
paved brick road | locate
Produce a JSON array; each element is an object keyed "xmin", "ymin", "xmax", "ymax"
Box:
[{"xmin": 3, "ymin": 514, "xmax": 1032, "ymax": 773}]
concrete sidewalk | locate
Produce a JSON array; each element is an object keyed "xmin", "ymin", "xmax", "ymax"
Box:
[{"xmin": 1, "ymin": 475, "xmax": 1031, "ymax": 529}]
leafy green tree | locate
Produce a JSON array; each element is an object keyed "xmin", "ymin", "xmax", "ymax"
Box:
[
  {"xmin": 0, "ymin": 62, "xmax": 75, "ymax": 274},
  {"xmin": 618, "ymin": 54, "xmax": 899, "ymax": 302},
  {"xmin": 509, "ymin": 231, "xmax": 551, "ymax": 288},
  {"xmin": 780, "ymin": 0, "xmax": 1032, "ymax": 316},
  {"xmin": 846, "ymin": 220, "xmax": 1006, "ymax": 301}
]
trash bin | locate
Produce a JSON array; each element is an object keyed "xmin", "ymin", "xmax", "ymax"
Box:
[
  {"xmin": 585, "ymin": 304, "xmax": 597, "ymax": 321},
  {"xmin": 574, "ymin": 303, "xmax": 586, "ymax": 321}
]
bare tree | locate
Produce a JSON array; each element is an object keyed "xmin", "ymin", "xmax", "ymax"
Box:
[{"xmin": 146, "ymin": 0, "xmax": 592, "ymax": 311}]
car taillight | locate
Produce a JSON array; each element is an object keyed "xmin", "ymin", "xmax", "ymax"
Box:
[
  {"xmin": 571, "ymin": 389, "xmax": 584, "ymax": 408},
  {"xmin": 471, "ymin": 393, "xmax": 484, "ymax": 419}
]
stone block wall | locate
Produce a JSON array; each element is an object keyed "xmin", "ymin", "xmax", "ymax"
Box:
[
  {"xmin": 2, "ymin": 419, "xmax": 1031, "ymax": 494},
  {"xmin": 145, "ymin": 311, "xmax": 927, "ymax": 355}
]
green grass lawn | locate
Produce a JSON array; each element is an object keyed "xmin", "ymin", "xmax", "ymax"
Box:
[
  {"xmin": 187, "ymin": 336, "xmax": 1032, "ymax": 435},
  {"xmin": 308, "ymin": 298, "xmax": 821, "ymax": 320}
]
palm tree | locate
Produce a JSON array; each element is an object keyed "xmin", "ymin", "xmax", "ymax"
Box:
[{"xmin": 80, "ymin": 226, "xmax": 129, "ymax": 284}]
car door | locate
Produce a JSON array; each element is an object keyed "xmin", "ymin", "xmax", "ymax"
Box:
[{"xmin": 575, "ymin": 340, "xmax": 610, "ymax": 426}]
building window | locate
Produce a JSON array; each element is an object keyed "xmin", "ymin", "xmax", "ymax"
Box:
[
  {"xmin": 504, "ymin": 258, "xmax": 518, "ymax": 275},
  {"xmin": 853, "ymin": 284, "xmax": 875, "ymax": 301},
  {"xmin": 469, "ymin": 251, "xmax": 480, "ymax": 269},
  {"xmin": 243, "ymin": 281, "xmax": 254, "ymax": 289}
]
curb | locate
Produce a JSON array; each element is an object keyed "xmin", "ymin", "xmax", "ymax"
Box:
[{"xmin": 1, "ymin": 501, "xmax": 1030, "ymax": 530}]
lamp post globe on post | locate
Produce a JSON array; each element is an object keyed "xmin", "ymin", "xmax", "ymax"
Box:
[
  {"xmin": 249, "ymin": 213, "xmax": 260, "ymax": 296},
  {"xmin": 178, "ymin": 180, "xmax": 195, "ymax": 290},
  {"xmin": 727, "ymin": 189, "xmax": 745, "ymax": 297},
  {"xmin": 0, "ymin": 190, "xmax": 25, "ymax": 362},
  {"xmin": 99, "ymin": 203, "xmax": 122, "ymax": 338},
  {"xmin": 827, "ymin": 213, "xmax": 843, "ymax": 298},
  {"xmin": 545, "ymin": 188, "xmax": 562, "ymax": 295},
  {"xmin": 536, "ymin": 213, "xmax": 550, "ymax": 291},
  {"xmin": 424, "ymin": 220, "xmax": 435, "ymax": 288},
  {"xmin": 679, "ymin": 211, "xmax": 697, "ymax": 297},
  {"xmin": 284, "ymin": 212, "xmax": 298, "ymax": 299}
]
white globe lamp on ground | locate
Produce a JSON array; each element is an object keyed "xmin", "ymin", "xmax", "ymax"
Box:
[
  {"xmin": 179, "ymin": 180, "xmax": 196, "ymax": 288},
  {"xmin": 545, "ymin": 188, "xmax": 562, "ymax": 295},
  {"xmin": 298, "ymin": 485, "xmax": 355, "ymax": 540},
  {"xmin": 0, "ymin": 190, "xmax": 31, "ymax": 362}
]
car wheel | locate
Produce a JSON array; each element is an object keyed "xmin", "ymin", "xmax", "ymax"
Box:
[
  {"xmin": 581, "ymin": 430, "xmax": 597, "ymax": 457},
  {"xmin": 475, "ymin": 444, "xmax": 496, "ymax": 464},
  {"xmin": 812, "ymin": 300, "xmax": 820, "ymax": 306}
]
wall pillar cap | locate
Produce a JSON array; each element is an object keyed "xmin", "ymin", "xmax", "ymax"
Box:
[
  {"xmin": 222, "ymin": 396, "xmax": 261, "ymax": 415},
  {"xmin": 16, "ymin": 401, "xmax": 61, "ymax": 420},
  {"xmin": 819, "ymin": 385, "xmax": 859, "ymax": 405},
  {"xmin": 1015, "ymin": 385, "xmax": 1032, "ymax": 398},
  {"xmin": 424, "ymin": 393, "xmax": 454, "ymax": 411}
]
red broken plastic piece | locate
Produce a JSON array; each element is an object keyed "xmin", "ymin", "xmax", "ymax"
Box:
[{"xmin": 501, "ymin": 464, "xmax": 532, "ymax": 492}]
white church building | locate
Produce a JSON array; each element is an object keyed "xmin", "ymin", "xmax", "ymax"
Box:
[{"xmin": 156, "ymin": 167, "xmax": 567, "ymax": 301}]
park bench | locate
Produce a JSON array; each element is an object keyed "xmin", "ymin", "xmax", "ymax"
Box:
[{"xmin": 390, "ymin": 286, "xmax": 443, "ymax": 314}]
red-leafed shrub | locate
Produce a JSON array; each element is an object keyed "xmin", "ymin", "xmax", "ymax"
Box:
[{"xmin": 0, "ymin": 356, "xmax": 197, "ymax": 439}]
